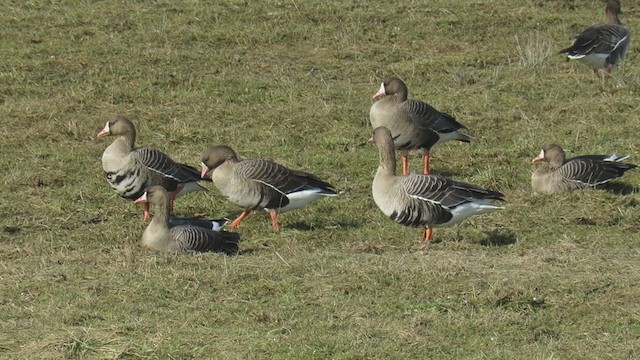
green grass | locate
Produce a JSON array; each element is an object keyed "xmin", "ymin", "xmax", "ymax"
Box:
[{"xmin": 2, "ymin": 0, "xmax": 640, "ymax": 358}]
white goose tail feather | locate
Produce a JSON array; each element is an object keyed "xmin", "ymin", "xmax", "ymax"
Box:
[
  {"xmin": 437, "ymin": 200, "xmax": 505, "ymax": 227},
  {"xmin": 271, "ymin": 189, "xmax": 338, "ymax": 213},
  {"xmin": 604, "ymin": 154, "xmax": 630, "ymax": 162}
]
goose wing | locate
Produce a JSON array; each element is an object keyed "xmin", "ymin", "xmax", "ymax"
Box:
[
  {"xmin": 237, "ymin": 159, "xmax": 336, "ymax": 200},
  {"xmin": 171, "ymin": 226, "xmax": 239, "ymax": 254},
  {"xmin": 402, "ymin": 175, "xmax": 504, "ymax": 209},
  {"xmin": 134, "ymin": 147, "xmax": 207, "ymax": 183},
  {"xmin": 405, "ymin": 100, "xmax": 467, "ymax": 134},
  {"xmin": 561, "ymin": 24, "xmax": 629, "ymax": 57},
  {"xmin": 561, "ymin": 158, "xmax": 635, "ymax": 185}
]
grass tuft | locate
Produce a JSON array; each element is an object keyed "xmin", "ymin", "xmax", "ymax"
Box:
[{"xmin": 515, "ymin": 32, "xmax": 553, "ymax": 68}]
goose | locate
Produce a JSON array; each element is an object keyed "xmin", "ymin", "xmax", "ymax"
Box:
[
  {"xmin": 200, "ymin": 146, "xmax": 338, "ymax": 232},
  {"xmin": 531, "ymin": 143, "xmax": 636, "ymax": 193},
  {"xmin": 371, "ymin": 126, "xmax": 504, "ymax": 243},
  {"xmin": 97, "ymin": 116, "xmax": 209, "ymax": 220},
  {"xmin": 559, "ymin": 0, "xmax": 630, "ymax": 80},
  {"xmin": 369, "ymin": 77, "xmax": 471, "ymax": 176},
  {"xmin": 134, "ymin": 186, "xmax": 239, "ymax": 254}
]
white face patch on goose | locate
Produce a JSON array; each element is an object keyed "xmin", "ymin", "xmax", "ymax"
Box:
[
  {"xmin": 532, "ymin": 149, "xmax": 546, "ymax": 163},
  {"xmin": 97, "ymin": 121, "xmax": 111, "ymax": 137},
  {"xmin": 373, "ymin": 82, "xmax": 386, "ymax": 99},
  {"xmin": 135, "ymin": 192, "xmax": 148, "ymax": 203},
  {"xmin": 200, "ymin": 162, "xmax": 209, "ymax": 178}
]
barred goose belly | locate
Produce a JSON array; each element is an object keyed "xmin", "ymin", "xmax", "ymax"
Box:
[
  {"xmin": 558, "ymin": 0, "xmax": 630, "ymax": 80},
  {"xmin": 97, "ymin": 116, "xmax": 209, "ymax": 219},
  {"xmin": 371, "ymin": 126, "xmax": 504, "ymax": 243},
  {"xmin": 531, "ymin": 143, "xmax": 636, "ymax": 193},
  {"xmin": 369, "ymin": 77, "xmax": 471, "ymax": 176},
  {"xmin": 135, "ymin": 186, "xmax": 239, "ymax": 254},
  {"xmin": 200, "ymin": 146, "xmax": 338, "ymax": 232}
]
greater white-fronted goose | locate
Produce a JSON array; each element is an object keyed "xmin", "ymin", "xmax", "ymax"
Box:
[
  {"xmin": 200, "ymin": 146, "xmax": 338, "ymax": 232},
  {"xmin": 371, "ymin": 126, "xmax": 504, "ymax": 243},
  {"xmin": 134, "ymin": 186, "xmax": 239, "ymax": 254},
  {"xmin": 369, "ymin": 77, "xmax": 471, "ymax": 176},
  {"xmin": 559, "ymin": 0, "xmax": 630, "ymax": 80},
  {"xmin": 531, "ymin": 143, "xmax": 636, "ymax": 193},
  {"xmin": 97, "ymin": 116, "xmax": 209, "ymax": 220}
]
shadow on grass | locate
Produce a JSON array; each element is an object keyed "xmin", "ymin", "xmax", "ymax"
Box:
[
  {"xmin": 479, "ymin": 228, "xmax": 517, "ymax": 247},
  {"xmin": 599, "ymin": 182, "xmax": 639, "ymax": 195},
  {"xmin": 285, "ymin": 220, "xmax": 362, "ymax": 231},
  {"xmin": 238, "ymin": 248, "xmax": 259, "ymax": 256}
]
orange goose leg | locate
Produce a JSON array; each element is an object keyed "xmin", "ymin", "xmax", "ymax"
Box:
[
  {"xmin": 401, "ymin": 152, "xmax": 409, "ymax": 176},
  {"xmin": 269, "ymin": 211, "xmax": 281, "ymax": 232},
  {"xmin": 423, "ymin": 152, "xmax": 430, "ymax": 175},
  {"xmin": 169, "ymin": 190, "xmax": 177, "ymax": 211},
  {"xmin": 605, "ymin": 67, "xmax": 612, "ymax": 82},
  {"xmin": 423, "ymin": 227, "xmax": 433, "ymax": 243},
  {"xmin": 143, "ymin": 203, "xmax": 151, "ymax": 221},
  {"xmin": 230, "ymin": 210, "xmax": 251, "ymax": 229}
]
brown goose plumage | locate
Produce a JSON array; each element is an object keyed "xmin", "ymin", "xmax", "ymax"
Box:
[
  {"xmin": 531, "ymin": 143, "xmax": 636, "ymax": 193},
  {"xmin": 135, "ymin": 186, "xmax": 239, "ymax": 254},
  {"xmin": 371, "ymin": 127, "xmax": 504, "ymax": 243},
  {"xmin": 97, "ymin": 116, "xmax": 209, "ymax": 219},
  {"xmin": 201, "ymin": 146, "xmax": 338, "ymax": 232},
  {"xmin": 369, "ymin": 77, "xmax": 471, "ymax": 176},
  {"xmin": 558, "ymin": 0, "xmax": 630, "ymax": 80}
]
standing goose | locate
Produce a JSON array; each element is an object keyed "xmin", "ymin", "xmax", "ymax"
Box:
[
  {"xmin": 369, "ymin": 77, "xmax": 471, "ymax": 176},
  {"xmin": 135, "ymin": 186, "xmax": 239, "ymax": 254},
  {"xmin": 200, "ymin": 146, "xmax": 338, "ymax": 232},
  {"xmin": 97, "ymin": 115, "xmax": 209, "ymax": 220},
  {"xmin": 531, "ymin": 143, "xmax": 636, "ymax": 193},
  {"xmin": 559, "ymin": 0, "xmax": 630, "ymax": 80},
  {"xmin": 371, "ymin": 126, "xmax": 504, "ymax": 243}
]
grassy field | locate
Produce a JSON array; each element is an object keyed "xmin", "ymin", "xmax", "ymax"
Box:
[{"xmin": 2, "ymin": 0, "xmax": 640, "ymax": 358}]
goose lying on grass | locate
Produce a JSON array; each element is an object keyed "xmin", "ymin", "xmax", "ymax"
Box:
[
  {"xmin": 531, "ymin": 143, "xmax": 636, "ymax": 193},
  {"xmin": 135, "ymin": 186, "xmax": 239, "ymax": 254}
]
